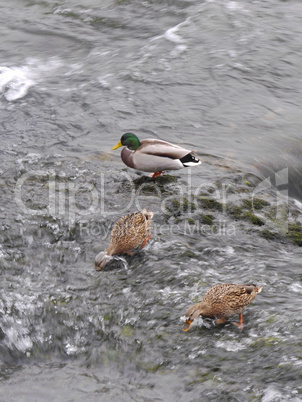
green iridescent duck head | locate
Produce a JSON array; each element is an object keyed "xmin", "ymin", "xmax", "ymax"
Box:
[{"xmin": 112, "ymin": 133, "xmax": 142, "ymax": 151}]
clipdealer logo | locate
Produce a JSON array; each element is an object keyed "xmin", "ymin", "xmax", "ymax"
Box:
[{"xmin": 14, "ymin": 167, "xmax": 290, "ymax": 235}]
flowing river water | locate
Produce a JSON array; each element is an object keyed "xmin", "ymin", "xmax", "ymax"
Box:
[{"xmin": 1, "ymin": 1, "xmax": 302, "ymax": 401}]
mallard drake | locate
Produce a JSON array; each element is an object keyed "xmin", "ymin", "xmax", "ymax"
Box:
[
  {"xmin": 95, "ymin": 209, "xmax": 153, "ymax": 270},
  {"xmin": 112, "ymin": 133, "xmax": 201, "ymax": 177},
  {"xmin": 183, "ymin": 283, "xmax": 262, "ymax": 331}
]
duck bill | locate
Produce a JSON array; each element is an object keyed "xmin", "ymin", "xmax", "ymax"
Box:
[
  {"xmin": 182, "ymin": 319, "xmax": 193, "ymax": 332},
  {"xmin": 112, "ymin": 140, "xmax": 122, "ymax": 150}
]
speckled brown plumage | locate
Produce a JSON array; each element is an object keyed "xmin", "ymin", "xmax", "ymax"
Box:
[
  {"xmin": 183, "ymin": 283, "xmax": 262, "ymax": 331},
  {"xmin": 95, "ymin": 209, "xmax": 153, "ymax": 270}
]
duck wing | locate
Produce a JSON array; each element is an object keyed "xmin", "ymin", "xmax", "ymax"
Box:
[
  {"xmin": 139, "ymin": 139, "xmax": 193, "ymax": 159},
  {"xmin": 218, "ymin": 284, "xmax": 260, "ymax": 311},
  {"xmin": 108, "ymin": 211, "xmax": 151, "ymax": 254},
  {"xmin": 203, "ymin": 283, "xmax": 261, "ymax": 317}
]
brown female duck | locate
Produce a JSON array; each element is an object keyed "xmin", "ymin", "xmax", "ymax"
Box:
[
  {"xmin": 183, "ymin": 283, "xmax": 263, "ymax": 331},
  {"xmin": 112, "ymin": 133, "xmax": 201, "ymax": 177},
  {"xmin": 95, "ymin": 209, "xmax": 153, "ymax": 270}
]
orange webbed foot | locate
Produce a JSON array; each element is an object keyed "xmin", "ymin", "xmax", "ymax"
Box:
[
  {"xmin": 214, "ymin": 318, "xmax": 227, "ymax": 326},
  {"xmin": 232, "ymin": 321, "xmax": 244, "ymax": 330},
  {"xmin": 151, "ymin": 171, "xmax": 164, "ymax": 178},
  {"xmin": 231, "ymin": 314, "xmax": 244, "ymax": 330}
]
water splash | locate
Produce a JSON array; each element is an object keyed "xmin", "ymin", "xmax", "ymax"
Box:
[
  {"xmin": 0, "ymin": 58, "xmax": 63, "ymax": 101},
  {"xmin": 113, "ymin": 256, "xmax": 129, "ymax": 273},
  {"xmin": 164, "ymin": 23, "xmax": 187, "ymax": 44},
  {"xmin": 0, "ymin": 65, "xmax": 35, "ymax": 101},
  {"xmin": 216, "ymin": 339, "xmax": 247, "ymax": 352}
]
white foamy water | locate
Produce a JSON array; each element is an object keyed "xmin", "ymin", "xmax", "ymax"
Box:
[
  {"xmin": 1, "ymin": 0, "xmax": 302, "ymax": 401},
  {"xmin": 216, "ymin": 339, "xmax": 247, "ymax": 352},
  {"xmin": 0, "ymin": 65, "xmax": 35, "ymax": 101},
  {"xmin": 164, "ymin": 22, "xmax": 187, "ymax": 44},
  {"xmin": 289, "ymin": 282, "xmax": 302, "ymax": 294},
  {"xmin": 0, "ymin": 58, "xmax": 63, "ymax": 101}
]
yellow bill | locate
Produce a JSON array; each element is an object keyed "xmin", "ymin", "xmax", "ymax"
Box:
[
  {"xmin": 112, "ymin": 140, "xmax": 122, "ymax": 150},
  {"xmin": 182, "ymin": 319, "xmax": 193, "ymax": 332}
]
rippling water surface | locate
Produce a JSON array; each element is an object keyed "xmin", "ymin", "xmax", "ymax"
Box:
[{"xmin": 1, "ymin": 1, "xmax": 302, "ymax": 401}]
